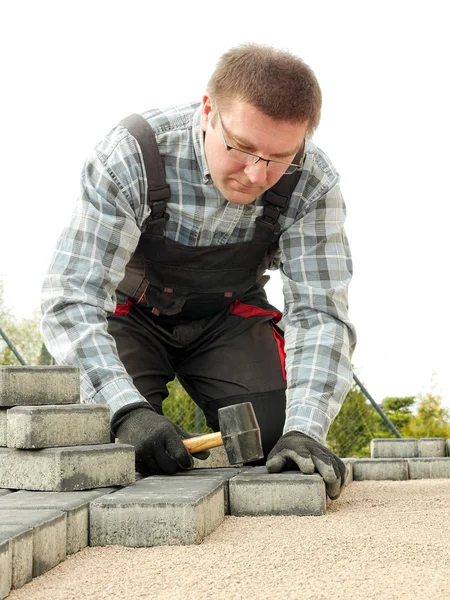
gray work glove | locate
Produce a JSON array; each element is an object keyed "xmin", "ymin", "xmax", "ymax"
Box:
[
  {"xmin": 116, "ymin": 407, "xmax": 209, "ymax": 476},
  {"xmin": 266, "ymin": 431, "xmax": 346, "ymax": 500}
]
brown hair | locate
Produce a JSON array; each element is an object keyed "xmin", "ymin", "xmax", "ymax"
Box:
[{"xmin": 206, "ymin": 43, "xmax": 322, "ymax": 135}]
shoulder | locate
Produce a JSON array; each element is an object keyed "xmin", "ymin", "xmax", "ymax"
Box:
[
  {"xmin": 142, "ymin": 102, "xmax": 200, "ymax": 135},
  {"xmin": 300, "ymin": 141, "xmax": 340, "ymax": 202},
  {"xmin": 92, "ymin": 102, "xmax": 200, "ymax": 164}
]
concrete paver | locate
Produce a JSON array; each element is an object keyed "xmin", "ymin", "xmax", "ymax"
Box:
[
  {"xmin": 342, "ymin": 459, "xmax": 354, "ymax": 485},
  {"xmin": 192, "ymin": 445, "xmax": 243, "ymax": 469},
  {"xmin": 174, "ymin": 467, "xmax": 250, "ymax": 513},
  {"xmin": 0, "ymin": 509, "xmax": 66, "ymax": 577},
  {"xmin": 0, "ymin": 410, "xmax": 6, "ymax": 447},
  {"xmin": 408, "ymin": 457, "xmax": 450, "ymax": 479},
  {"xmin": 6, "ymin": 404, "xmax": 110, "ymax": 449},
  {"xmin": 0, "ymin": 366, "xmax": 80, "ymax": 407},
  {"xmin": 417, "ymin": 438, "xmax": 447, "ymax": 457},
  {"xmin": 229, "ymin": 466, "xmax": 326, "ymax": 516},
  {"xmin": 0, "ymin": 539, "xmax": 11, "ymax": 600},
  {"xmin": 0, "ymin": 488, "xmax": 117, "ymax": 555},
  {"xmin": 371, "ymin": 438, "xmax": 418, "ymax": 458},
  {"xmin": 90, "ymin": 476, "xmax": 225, "ymax": 547},
  {"xmin": 0, "ymin": 444, "xmax": 135, "ymax": 491},
  {"xmin": 0, "ymin": 524, "xmax": 33, "ymax": 589},
  {"xmin": 352, "ymin": 458, "xmax": 409, "ymax": 480}
]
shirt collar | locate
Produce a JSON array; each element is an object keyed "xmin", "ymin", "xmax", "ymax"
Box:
[{"xmin": 192, "ymin": 105, "xmax": 211, "ymax": 183}]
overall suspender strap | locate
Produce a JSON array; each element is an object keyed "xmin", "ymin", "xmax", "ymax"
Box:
[
  {"xmin": 119, "ymin": 114, "xmax": 171, "ymax": 220},
  {"xmin": 255, "ymin": 159, "xmax": 303, "ymax": 239}
]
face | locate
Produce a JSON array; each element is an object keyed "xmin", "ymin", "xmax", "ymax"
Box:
[{"xmin": 201, "ymin": 94, "xmax": 308, "ymax": 205}]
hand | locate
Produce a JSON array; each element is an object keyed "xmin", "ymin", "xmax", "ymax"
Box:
[
  {"xmin": 266, "ymin": 431, "xmax": 346, "ymax": 499},
  {"xmin": 116, "ymin": 407, "xmax": 209, "ymax": 476}
]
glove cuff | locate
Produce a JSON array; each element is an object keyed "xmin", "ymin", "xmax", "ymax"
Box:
[{"xmin": 110, "ymin": 401, "xmax": 156, "ymax": 436}]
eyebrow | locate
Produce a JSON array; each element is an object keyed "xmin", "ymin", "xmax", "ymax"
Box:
[{"xmin": 228, "ymin": 130, "xmax": 300, "ymax": 160}]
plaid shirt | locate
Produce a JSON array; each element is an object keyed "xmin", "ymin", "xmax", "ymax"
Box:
[{"xmin": 41, "ymin": 101, "xmax": 356, "ymax": 444}]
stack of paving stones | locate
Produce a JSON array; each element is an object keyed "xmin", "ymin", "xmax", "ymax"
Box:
[
  {"xmin": 0, "ymin": 366, "xmax": 135, "ymax": 599},
  {"xmin": 1, "ymin": 367, "xmax": 450, "ymax": 600},
  {"xmin": 349, "ymin": 437, "xmax": 450, "ymax": 481}
]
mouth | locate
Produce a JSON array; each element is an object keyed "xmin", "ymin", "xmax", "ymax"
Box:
[{"xmin": 231, "ymin": 179, "xmax": 260, "ymax": 192}]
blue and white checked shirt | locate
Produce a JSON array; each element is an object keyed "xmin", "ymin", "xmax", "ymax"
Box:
[{"xmin": 41, "ymin": 101, "xmax": 356, "ymax": 444}]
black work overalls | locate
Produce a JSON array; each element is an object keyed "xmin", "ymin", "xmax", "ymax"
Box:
[{"xmin": 108, "ymin": 114, "xmax": 302, "ymax": 457}]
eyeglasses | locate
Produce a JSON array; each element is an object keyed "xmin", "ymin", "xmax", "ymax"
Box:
[{"xmin": 216, "ymin": 109, "xmax": 305, "ymax": 175}]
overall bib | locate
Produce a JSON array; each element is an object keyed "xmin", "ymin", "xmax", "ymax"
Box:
[{"xmin": 108, "ymin": 114, "xmax": 302, "ymax": 457}]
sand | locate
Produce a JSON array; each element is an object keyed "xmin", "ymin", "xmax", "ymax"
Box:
[{"xmin": 7, "ymin": 479, "xmax": 450, "ymax": 600}]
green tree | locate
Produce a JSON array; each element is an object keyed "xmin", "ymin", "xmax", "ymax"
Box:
[
  {"xmin": 163, "ymin": 378, "xmax": 212, "ymax": 434},
  {"xmin": 327, "ymin": 384, "xmax": 380, "ymax": 458},
  {"xmin": 38, "ymin": 342, "xmax": 54, "ymax": 365},
  {"xmin": 0, "ymin": 281, "xmax": 42, "ymax": 366},
  {"xmin": 381, "ymin": 396, "xmax": 415, "ymax": 431},
  {"xmin": 402, "ymin": 391, "xmax": 450, "ymax": 439}
]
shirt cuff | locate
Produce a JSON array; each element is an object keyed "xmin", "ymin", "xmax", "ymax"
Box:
[
  {"xmin": 283, "ymin": 404, "xmax": 332, "ymax": 444},
  {"xmin": 89, "ymin": 378, "xmax": 145, "ymax": 419}
]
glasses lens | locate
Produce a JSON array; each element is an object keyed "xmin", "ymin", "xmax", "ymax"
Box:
[
  {"xmin": 228, "ymin": 149, "xmax": 256, "ymax": 166},
  {"xmin": 267, "ymin": 162, "xmax": 290, "ymax": 174}
]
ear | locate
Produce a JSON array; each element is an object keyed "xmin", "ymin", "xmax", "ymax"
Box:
[{"xmin": 201, "ymin": 93, "xmax": 213, "ymax": 133}]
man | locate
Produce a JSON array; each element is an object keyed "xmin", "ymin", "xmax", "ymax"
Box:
[{"xmin": 41, "ymin": 43, "xmax": 356, "ymax": 500}]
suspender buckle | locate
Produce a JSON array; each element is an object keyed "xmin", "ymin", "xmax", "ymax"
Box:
[
  {"xmin": 150, "ymin": 200, "xmax": 168, "ymax": 221},
  {"xmin": 256, "ymin": 205, "xmax": 282, "ymax": 232}
]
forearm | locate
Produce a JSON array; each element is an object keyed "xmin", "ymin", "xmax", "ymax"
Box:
[
  {"xmin": 40, "ymin": 289, "xmax": 145, "ymax": 417},
  {"xmin": 283, "ymin": 313, "xmax": 355, "ymax": 443}
]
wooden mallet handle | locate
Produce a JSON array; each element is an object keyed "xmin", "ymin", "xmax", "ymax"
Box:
[{"xmin": 182, "ymin": 432, "xmax": 223, "ymax": 454}]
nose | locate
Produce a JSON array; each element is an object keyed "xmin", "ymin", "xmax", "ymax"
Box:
[{"xmin": 244, "ymin": 160, "xmax": 268, "ymax": 185}]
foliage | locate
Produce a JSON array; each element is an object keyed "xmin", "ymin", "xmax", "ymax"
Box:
[
  {"xmin": 163, "ymin": 378, "xmax": 213, "ymax": 434},
  {"xmin": 381, "ymin": 396, "xmax": 415, "ymax": 431},
  {"xmin": 38, "ymin": 342, "xmax": 54, "ymax": 365},
  {"xmin": 0, "ymin": 281, "xmax": 42, "ymax": 366},
  {"xmin": 327, "ymin": 382, "xmax": 450, "ymax": 458},
  {"xmin": 326, "ymin": 384, "xmax": 379, "ymax": 458},
  {"xmin": 401, "ymin": 391, "xmax": 450, "ymax": 439}
]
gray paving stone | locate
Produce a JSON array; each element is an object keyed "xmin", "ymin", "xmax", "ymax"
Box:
[
  {"xmin": 352, "ymin": 459, "xmax": 409, "ymax": 480},
  {"xmin": 408, "ymin": 457, "xmax": 450, "ymax": 479},
  {"xmin": 0, "ymin": 366, "xmax": 80, "ymax": 407},
  {"xmin": 418, "ymin": 438, "xmax": 447, "ymax": 457},
  {"xmin": 229, "ymin": 466, "xmax": 327, "ymax": 516},
  {"xmin": 0, "ymin": 509, "xmax": 66, "ymax": 577},
  {"xmin": 0, "ymin": 488, "xmax": 117, "ymax": 555},
  {"xmin": 7, "ymin": 404, "xmax": 110, "ymax": 449},
  {"xmin": 0, "ymin": 539, "xmax": 11, "ymax": 599},
  {"xmin": 174, "ymin": 467, "xmax": 251, "ymax": 513},
  {"xmin": 342, "ymin": 459, "xmax": 354, "ymax": 485},
  {"xmin": 0, "ymin": 524, "xmax": 33, "ymax": 589},
  {"xmin": 0, "ymin": 444, "xmax": 135, "ymax": 491},
  {"xmin": 90, "ymin": 477, "xmax": 224, "ymax": 547},
  {"xmin": 0, "ymin": 490, "xmax": 12, "ymax": 498},
  {"xmin": 371, "ymin": 438, "xmax": 418, "ymax": 458},
  {"xmin": 0, "ymin": 410, "xmax": 6, "ymax": 447},
  {"xmin": 192, "ymin": 445, "xmax": 243, "ymax": 469}
]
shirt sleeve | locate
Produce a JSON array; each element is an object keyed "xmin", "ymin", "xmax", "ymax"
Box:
[
  {"xmin": 40, "ymin": 128, "xmax": 150, "ymax": 418},
  {"xmin": 279, "ymin": 158, "xmax": 357, "ymax": 444}
]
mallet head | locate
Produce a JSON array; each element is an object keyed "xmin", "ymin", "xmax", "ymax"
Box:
[{"xmin": 218, "ymin": 402, "xmax": 263, "ymax": 465}]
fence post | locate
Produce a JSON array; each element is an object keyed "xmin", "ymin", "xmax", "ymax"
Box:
[
  {"xmin": 353, "ymin": 373, "xmax": 402, "ymax": 438},
  {"xmin": 0, "ymin": 326, "xmax": 26, "ymax": 365}
]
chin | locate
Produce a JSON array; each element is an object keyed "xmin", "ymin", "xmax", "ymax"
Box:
[{"xmin": 223, "ymin": 185, "xmax": 262, "ymax": 205}]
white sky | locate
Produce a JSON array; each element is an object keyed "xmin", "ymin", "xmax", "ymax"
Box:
[{"xmin": 1, "ymin": 1, "xmax": 449, "ymax": 408}]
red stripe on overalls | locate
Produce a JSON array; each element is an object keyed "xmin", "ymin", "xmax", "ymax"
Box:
[
  {"xmin": 113, "ymin": 298, "xmax": 133, "ymax": 316},
  {"xmin": 229, "ymin": 300, "xmax": 286, "ymax": 380}
]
